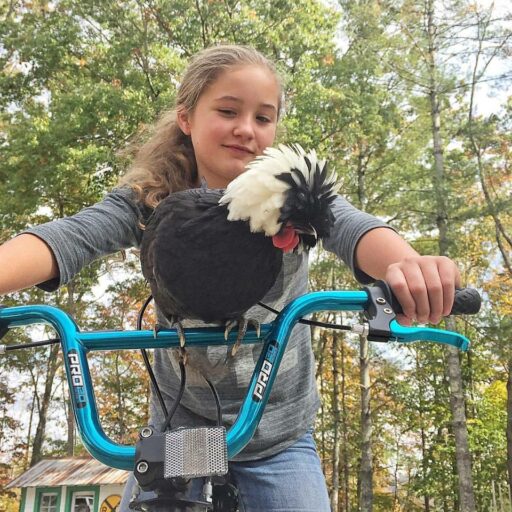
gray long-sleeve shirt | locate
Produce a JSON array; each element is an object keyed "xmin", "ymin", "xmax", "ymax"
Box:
[{"xmin": 25, "ymin": 187, "xmax": 390, "ymax": 460}]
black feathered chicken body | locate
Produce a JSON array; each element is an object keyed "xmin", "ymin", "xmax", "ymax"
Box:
[
  {"xmin": 141, "ymin": 187, "xmax": 282, "ymax": 324},
  {"xmin": 140, "ymin": 144, "xmax": 338, "ymax": 330}
]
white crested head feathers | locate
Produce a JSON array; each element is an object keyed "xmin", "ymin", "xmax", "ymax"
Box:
[{"xmin": 219, "ymin": 144, "xmax": 338, "ymax": 237}]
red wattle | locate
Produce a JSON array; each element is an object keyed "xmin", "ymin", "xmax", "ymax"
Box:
[{"xmin": 272, "ymin": 225, "xmax": 300, "ymax": 253}]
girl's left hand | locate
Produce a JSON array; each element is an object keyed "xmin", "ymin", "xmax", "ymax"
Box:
[{"xmin": 384, "ymin": 255, "xmax": 461, "ymax": 326}]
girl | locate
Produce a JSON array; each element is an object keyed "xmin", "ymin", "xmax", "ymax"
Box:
[{"xmin": 0, "ymin": 45, "xmax": 460, "ymax": 511}]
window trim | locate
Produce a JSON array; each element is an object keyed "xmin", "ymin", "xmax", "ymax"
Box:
[
  {"xmin": 34, "ymin": 487, "xmax": 62, "ymax": 512},
  {"xmin": 64, "ymin": 486, "xmax": 99, "ymax": 512},
  {"xmin": 20, "ymin": 488, "xmax": 27, "ymax": 512}
]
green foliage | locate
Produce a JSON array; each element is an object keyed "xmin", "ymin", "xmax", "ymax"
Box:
[{"xmin": 1, "ymin": 0, "xmax": 511, "ymax": 510}]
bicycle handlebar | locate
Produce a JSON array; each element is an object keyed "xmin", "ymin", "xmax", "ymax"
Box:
[
  {"xmin": 0, "ymin": 285, "xmax": 480, "ymax": 471},
  {"xmin": 378, "ymin": 282, "xmax": 482, "ymax": 316}
]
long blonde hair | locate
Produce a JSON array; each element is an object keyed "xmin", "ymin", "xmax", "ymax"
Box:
[{"xmin": 119, "ymin": 44, "xmax": 284, "ymax": 209}]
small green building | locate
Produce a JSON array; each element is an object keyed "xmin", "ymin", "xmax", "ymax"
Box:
[{"xmin": 7, "ymin": 457, "xmax": 129, "ymax": 512}]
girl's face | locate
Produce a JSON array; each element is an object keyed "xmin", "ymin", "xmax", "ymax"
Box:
[{"xmin": 177, "ymin": 65, "xmax": 280, "ymax": 188}]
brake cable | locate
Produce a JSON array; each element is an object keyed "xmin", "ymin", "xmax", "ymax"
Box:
[
  {"xmin": 203, "ymin": 373, "xmax": 223, "ymax": 427},
  {"xmin": 160, "ymin": 358, "xmax": 187, "ymax": 432},
  {"xmin": 137, "ymin": 296, "xmax": 223, "ymax": 431},
  {"xmin": 257, "ymin": 301, "xmax": 352, "ymax": 331},
  {"xmin": 137, "ymin": 295, "xmax": 170, "ymax": 420},
  {"xmin": 2, "ymin": 337, "xmax": 60, "ymax": 352},
  {"xmin": 1, "ymin": 301, "xmax": 353, "ymax": 353}
]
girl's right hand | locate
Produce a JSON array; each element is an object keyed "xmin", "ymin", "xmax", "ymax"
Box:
[{"xmin": 384, "ymin": 255, "xmax": 461, "ymax": 326}]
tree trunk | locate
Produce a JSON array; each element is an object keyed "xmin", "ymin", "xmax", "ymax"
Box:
[
  {"xmin": 66, "ymin": 391, "xmax": 74, "ymax": 456},
  {"xmin": 355, "ymin": 76, "xmax": 372, "ymax": 512},
  {"xmin": 319, "ymin": 335, "xmax": 327, "ymax": 469},
  {"xmin": 341, "ymin": 337, "xmax": 350, "ymax": 512},
  {"xmin": 359, "ymin": 334, "xmax": 373, "ymax": 512},
  {"xmin": 115, "ymin": 353, "xmax": 126, "ymax": 441},
  {"xmin": 506, "ymin": 360, "xmax": 512, "ymax": 501},
  {"xmin": 417, "ymin": 353, "xmax": 431, "ymax": 512},
  {"xmin": 445, "ymin": 337, "xmax": 476, "ymax": 512},
  {"xmin": 426, "ymin": 1, "xmax": 476, "ymax": 509},
  {"xmin": 392, "ymin": 438, "xmax": 400, "ymax": 510},
  {"xmin": 24, "ymin": 388, "xmax": 36, "ymax": 469},
  {"xmin": 331, "ymin": 330, "xmax": 341, "ymax": 511},
  {"xmin": 30, "ymin": 342, "xmax": 61, "ymax": 467},
  {"xmin": 420, "ymin": 424, "xmax": 431, "ymax": 512}
]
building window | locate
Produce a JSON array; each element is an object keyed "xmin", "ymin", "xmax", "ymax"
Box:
[
  {"xmin": 71, "ymin": 491, "xmax": 95, "ymax": 512},
  {"xmin": 35, "ymin": 489, "xmax": 61, "ymax": 512},
  {"xmin": 39, "ymin": 493, "xmax": 58, "ymax": 512}
]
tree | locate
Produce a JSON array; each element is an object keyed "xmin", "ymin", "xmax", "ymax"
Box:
[
  {"xmin": 0, "ymin": 0, "xmax": 343, "ymax": 482},
  {"xmin": 0, "ymin": 382, "xmax": 23, "ymax": 511}
]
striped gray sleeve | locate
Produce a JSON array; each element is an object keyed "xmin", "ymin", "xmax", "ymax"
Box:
[
  {"xmin": 22, "ymin": 187, "xmax": 144, "ymax": 291},
  {"xmin": 322, "ymin": 195, "xmax": 395, "ymax": 284}
]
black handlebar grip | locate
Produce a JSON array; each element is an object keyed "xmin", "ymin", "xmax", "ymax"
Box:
[
  {"xmin": 449, "ymin": 288, "xmax": 481, "ymax": 315},
  {"xmin": 391, "ymin": 287, "xmax": 482, "ymax": 316},
  {"xmin": 372, "ymin": 281, "xmax": 481, "ymax": 316}
]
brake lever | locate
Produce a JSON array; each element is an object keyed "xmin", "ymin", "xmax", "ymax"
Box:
[
  {"xmin": 361, "ymin": 281, "xmax": 472, "ymax": 351},
  {"xmin": 388, "ymin": 320, "xmax": 469, "ymax": 351}
]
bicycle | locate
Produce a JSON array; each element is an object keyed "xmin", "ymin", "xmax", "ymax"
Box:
[{"xmin": 0, "ymin": 281, "xmax": 481, "ymax": 512}]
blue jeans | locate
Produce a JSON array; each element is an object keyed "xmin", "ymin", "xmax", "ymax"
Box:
[
  {"xmin": 120, "ymin": 429, "xmax": 331, "ymax": 511},
  {"xmin": 230, "ymin": 429, "xmax": 331, "ymax": 511}
]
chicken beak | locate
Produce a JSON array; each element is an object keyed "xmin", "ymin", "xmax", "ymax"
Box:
[{"xmin": 293, "ymin": 223, "xmax": 317, "ymax": 239}]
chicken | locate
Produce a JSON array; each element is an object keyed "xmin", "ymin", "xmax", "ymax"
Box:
[{"xmin": 140, "ymin": 144, "xmax": 338, "ymax": 357}]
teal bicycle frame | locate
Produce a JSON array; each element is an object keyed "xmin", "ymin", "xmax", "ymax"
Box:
[{"xmin": 0, "ymin": 289, "xmax": 470, "ymax": 472}]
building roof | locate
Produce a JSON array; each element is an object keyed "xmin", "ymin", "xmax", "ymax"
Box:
[{"xmin": 6, "ymin": 457, "xmax": 130, "ymax": 489}]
